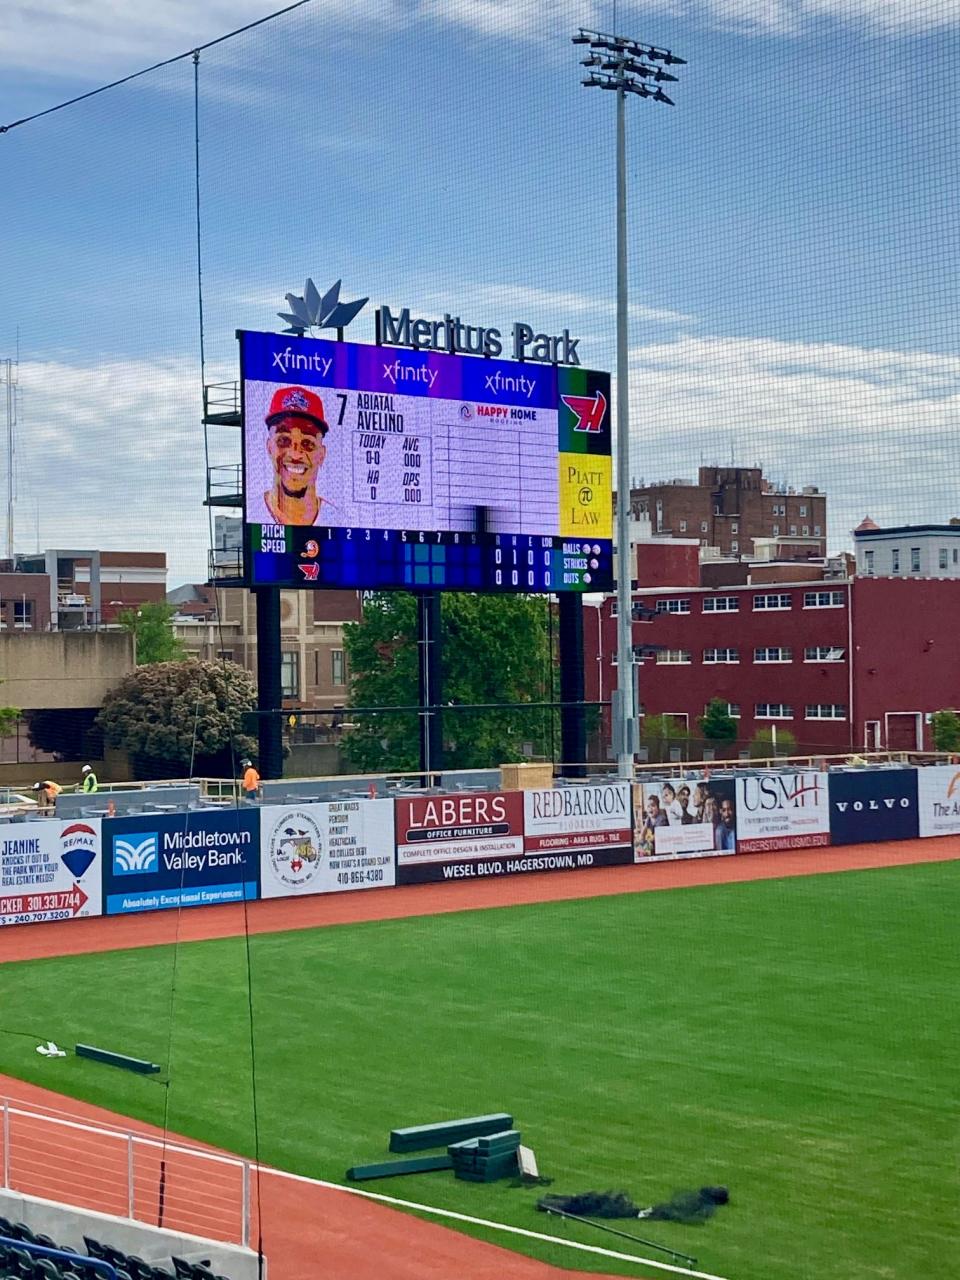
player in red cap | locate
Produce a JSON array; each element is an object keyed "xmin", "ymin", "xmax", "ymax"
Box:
[{"xmin": 262, "ymin": 386, "xmax": 329, "ymax": 525}]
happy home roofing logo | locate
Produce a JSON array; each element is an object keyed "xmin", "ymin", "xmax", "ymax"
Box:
[
  {"xmin": 112, "ymin": 833, "xmax": 159, "ymax": 875},
  {"xmin": 60, "ymin": 822, "xmax": 97, "ymax": 879}
]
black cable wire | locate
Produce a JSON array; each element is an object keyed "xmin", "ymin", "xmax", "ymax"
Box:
[{"xmin": 1, "ymin": 0, "xmax": 317, "ymax": 135}]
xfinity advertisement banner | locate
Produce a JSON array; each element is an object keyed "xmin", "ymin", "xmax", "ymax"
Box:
[
  {"xmin": 828, "ymin": 769, "xmax": 919, "ymax": 845},
  {"xmin": 260, "ymin": 799, "xmax": 395, "ymax": 898},
  {"xmin": 635, "ymin": 778, "xmax": 737, "ymax": 861},
  {"xmin": 523, "ymin": 783, "xmax": 633, "ymax": 867},
  {"xmin": 736, "ymin": 772, "xmax": 831, "ymax": 852},
  {"xmin": 396, "ymin": 791, "xmax": 525, "ymax": 883},
  {"xmin": 916, "ymin": 765, "xmax": 960, "ymax": 837},
  {"xmin": 0, "ymin": 818, "xmax": 102, "ymax": 926},
  {"xmin": 103, "ymin": 811, "xmax": 259, "ymax": 915}
]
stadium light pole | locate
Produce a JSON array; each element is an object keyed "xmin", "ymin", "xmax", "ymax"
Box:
[{"xmin": 573, "ymin": 27, "xmax": 684, "ymax": 779}]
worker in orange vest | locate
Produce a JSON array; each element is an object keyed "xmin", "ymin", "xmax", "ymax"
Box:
[
  {"xmin": 240, "ymin": 758, "xmax": 261, "ymax": 803},
  {"xmin": 32, "ymin": 780, "xmax": 63, "ymax": 814}
]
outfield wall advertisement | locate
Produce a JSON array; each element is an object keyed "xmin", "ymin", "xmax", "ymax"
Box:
[
  {"xmin": 0, "ymin": 819, "xmax": 102, "ymax": 926},
  {"xmin": 635, "ymin": 777, "xmax": 737, "ymax": 861},
  {"xmin": 522, "ymin": 783, "xmax": 633, "ymax": 868},
  {"xmin": 395, "ymin": 791, "xmax": 526, "ymax": 883},
  {"xmin": 735, "ymin": 772, "xmax": 831, "ymax": 852},
  {"xmin": 915, "ymin": 764, "xmax": 960, "ymax": 837},
  {"xmin": 260, "ymin": 799, "xmax": 395, "ymax": 898},
  {"xmin": 828, "ymin": 769, "xmax": 919, "ymax": 845},
  {"xmin": 102, "ymin": 811, "xmax": 260, "ymax": 915}
]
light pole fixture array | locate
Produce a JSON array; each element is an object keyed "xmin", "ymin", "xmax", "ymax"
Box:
[{"xmin": 573, "ymin": 27, "xmax": 684, "ymax": 779}]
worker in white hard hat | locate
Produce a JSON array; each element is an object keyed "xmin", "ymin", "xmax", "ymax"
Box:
[{"xmin": 80, "ymin": 764, "xmax": 99, "ymax": 794}]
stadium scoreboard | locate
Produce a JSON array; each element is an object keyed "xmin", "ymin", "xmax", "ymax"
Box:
[{"xmin": 240, "ymin": 330, "xmax": 613, "ymax": 593}]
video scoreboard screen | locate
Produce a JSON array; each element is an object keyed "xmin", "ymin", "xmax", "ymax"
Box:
[{"xmin": 240, "ymin": 330, "xmax": 613, "ymax": 592}]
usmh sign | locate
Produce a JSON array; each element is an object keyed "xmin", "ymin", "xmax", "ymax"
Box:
[{"xmin": 376, "ymin": 305, "xmax": 582, "ymax": 366}]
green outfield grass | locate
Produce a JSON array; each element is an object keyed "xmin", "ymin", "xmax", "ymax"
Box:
[{"xmin": 0, "ymin": 861, "xmax": 957, "ymax": 1280}]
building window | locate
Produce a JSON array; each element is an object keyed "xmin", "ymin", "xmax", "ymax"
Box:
[
  {"xmin": 700, "ymin": 520, "xmax": 708, "ymax": 533},
  {"xmin": 331, "ymin": 649, "xmax": 345, "ymax": 686},
  {"xmin": 892, "ymin": 548, "xmax": 900, "ymax": 574},
  {"xmin": 814, "ymin": 524, "xmax": 822, "ymax": 536},
  {"xmin": 656, "ymin": 649, "xmax": 692, "ymax": 664},
  {"xmin": 217, "ymin": 649, "xmax": 234, "ymax": 662},
  {"xmin": 754, "ymin": 593, "xmax": 792, "ymax": 611},
  {"xmin": 802, "ymin": 525, "xmax": 809, "ymax": 536},
  {"xmin": 703, "ymin": 595, "xmax": 739, "ymax": 613},
  {"xmin": 864, "ymin": 550, "xmax": 875, "ymax": 575},
  {"xmin": 754, "ymin": 647, "xmax": 792, "ymax": 663},
  {"xmin": 703, "ymin": 648, "xmax": 740, "ymax": 664},
  {"xmin": 655, "ymin": 598, "xmax": 691, "ymax": 614},
  {"xmin": 280, "ymin": 651, "xmax": 300, "ymax": 699},
  {"xmin": 679, "ymin": 519, "xmax": 687, "ymax": 532},
  {"xmin": 805, "ymin": 704, "xmax": 848, "ymax": 720},
  {"xmin": 13, "ymin": 600, "xmax": 33, "ymax": 630},
  {"xmin": 731, "ymin": 521, "xmax": 739, "ymax": 533},
  {"xmin": 805, "ymin": 646, "xmax": 846, "ymax": 662},
  {"xmin": 799, "ymin": 504, "xmax": 807, "ymax": 517},
  {"xmin": 755, "ymin": 704, "xmax": 794, "ymax": 719},
  {"xmin": 704, "ymin": 702, "xmax": 740, "ymax": 719},
  {"xmin": 610, "ymin": 600, "xmax": 618, "ymax": 617},
  {"xmin": 772, "ymin": 523, "xmax": 780, "ymax": 536},
  {"xmin": 910, "ymin": 547, "xmax": 921, "ymax": 573},
  {"xmin": 939, "ymin": 548, "xmax": 948, "ymax": 571},
  {"xmin": 954, "ymin": 549, "xmax": 959, "ymax": 565},
  {"xmin": 789, "ymin": 524, "xmax": 798, "ymax": 536},
  {"xmin": 803, "ymin": 591, "xmax": 844, "ymax": 608},
  {"xmin": 731, "ymin": 540, "xmax": 739, "ymax": 553}
]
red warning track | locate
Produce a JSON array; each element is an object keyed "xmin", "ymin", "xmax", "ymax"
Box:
[
  {"xmin": 0, "ymin": 834, "xmax": 956, "ymax": 965},
  {"xmin": 0, "ymin": 836, "xmax": 956, "ymax": 1280}
]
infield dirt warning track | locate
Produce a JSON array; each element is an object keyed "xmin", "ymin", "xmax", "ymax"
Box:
[{"xmin": 0, "ymin": 836, "xmax": 957, "ymax": 1280}]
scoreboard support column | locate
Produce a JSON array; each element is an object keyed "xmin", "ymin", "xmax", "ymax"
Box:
[
  {"xmin": 255, "ymin": 585, "xmax": 284, "ymax": 780},
  {"xmin": 417, "ymin": 590, "xmax": 443, "ymax": 783},
  {"xmin": 558, "ymin": 593, "xmax": 587, "ymax": 778}
]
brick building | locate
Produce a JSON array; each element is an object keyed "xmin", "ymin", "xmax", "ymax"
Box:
[
  {"xmin": 585, "ymin": 538, "xmax": 960, "ymax": 757},
  {"xmin": 171, "ymin": 585, "xmax": 361, "ymax": 712},
  {"xmin": 629, "ymin": 466, "xmax": 826, "ymax": 560}
]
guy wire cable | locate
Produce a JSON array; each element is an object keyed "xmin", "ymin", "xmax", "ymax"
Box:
[
  {"xmin": 0, "ymin": 0, "xmax": 317, "ymax": 135},
  {"xmin": 191, "ymin": 50, "xmax": 263, "ymax": 1266}
]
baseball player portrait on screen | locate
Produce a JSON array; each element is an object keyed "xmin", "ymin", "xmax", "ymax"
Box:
[{"xmin": 255, "ymin": 385, "xmax": 331, "ymax": 526}]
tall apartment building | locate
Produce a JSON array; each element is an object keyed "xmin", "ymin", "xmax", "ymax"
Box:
[{"xmin": 629, "ymin": 466, "xmax": 826, "ymax": 560}]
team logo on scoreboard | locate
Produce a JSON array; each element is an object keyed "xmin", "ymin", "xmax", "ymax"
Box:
[
  {"xmin": 301, "ymin": 540, "xmax": 320, "ymax": 558},
  {"xmin": 459, "ymin": 404, "xmax": 473, "ymax": 420},
  {"xmin": 561, "ymin": 390, "xmax": 607, "ymax": 434}
]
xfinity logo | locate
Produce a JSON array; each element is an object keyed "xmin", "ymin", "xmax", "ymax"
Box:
[
  {"xmin": 834, "ymin": 798, "xmax": 911, "ymax": 812},
  {"xmin": 381, "ymin": 360, "xmax": 438, "ymax": 389},
  {"xmin": 270, "ymin": 348, "xmax": 333, "ymax": 378}
]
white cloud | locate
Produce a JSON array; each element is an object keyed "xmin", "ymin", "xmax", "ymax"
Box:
[
  {"xmin": 626, "ymin": 332, "xmax": 960, "ymax": 544},
  {"xmin": 4, "ymin": 0, "xmax": 959, "ymax": 84}
]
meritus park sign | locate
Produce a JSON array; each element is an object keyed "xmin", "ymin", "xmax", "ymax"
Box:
[{"xmin": 375, "ymin": 304, "xmax": 582, "ymax": 366}]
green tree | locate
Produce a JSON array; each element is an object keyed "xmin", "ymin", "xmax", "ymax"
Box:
[
  {"xmin": 698, "ymin": 698, "xmax": 738, "ymax": 744},
  {"xmin": 341, "ymin": 592, "xmax": 553, "ymax": 772},
  {"xmin": 640, "ymin": 713, "xmax": 690, "ymax": 764},
  {"xmin": 119, "ymin": 601, "xmax": 186, "ymax": 665},
  {"xmin": 930, "ymin": 709, "xmax": 960, "ymax": 752},
  {"xmin": 749, "ymin": 726, "xmax": 797, "ymax": 759},
  {"xmin": 96, "ymin": 660, "xmax": 256, "ymax": 778}
]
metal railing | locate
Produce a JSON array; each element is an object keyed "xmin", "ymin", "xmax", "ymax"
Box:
[{"xmin": 0, "ymin": 1099, "xmax": 251, "ymax": 1247}]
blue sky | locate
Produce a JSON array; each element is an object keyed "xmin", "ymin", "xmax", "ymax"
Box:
[{"xmin": 1, "ymin": 0, "xmax": 958, "ymax": 584}]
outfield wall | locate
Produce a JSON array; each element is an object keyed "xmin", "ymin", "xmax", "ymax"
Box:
[{"xmin": 1, "ymin": 765, "xmax": 956, "ymax": 927}]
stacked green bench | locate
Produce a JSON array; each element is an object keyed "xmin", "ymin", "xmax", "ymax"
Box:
[
  {"xmin": 389, "ymin": 1113, "xmax": 514, "ymax": 1154},
  {"xmin": 346, "ymin": 1154, "xmax": 453, "ymax": 1181},
  {"xmin": 449, "ymin": 1130, "xmax": 521, "ymax": 1183}
]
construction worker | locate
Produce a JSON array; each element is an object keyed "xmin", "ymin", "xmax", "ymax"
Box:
[
  {"xmin": 240, "ymin": 758, "xmax": 260, "ymax": 803},
  {"xmin": 80, "ymin": 764, "xmax": 99, "ymax": 794},
  {"xmin": 32, "ymin": 780, "xmax": 62, "ymax": 814}
]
